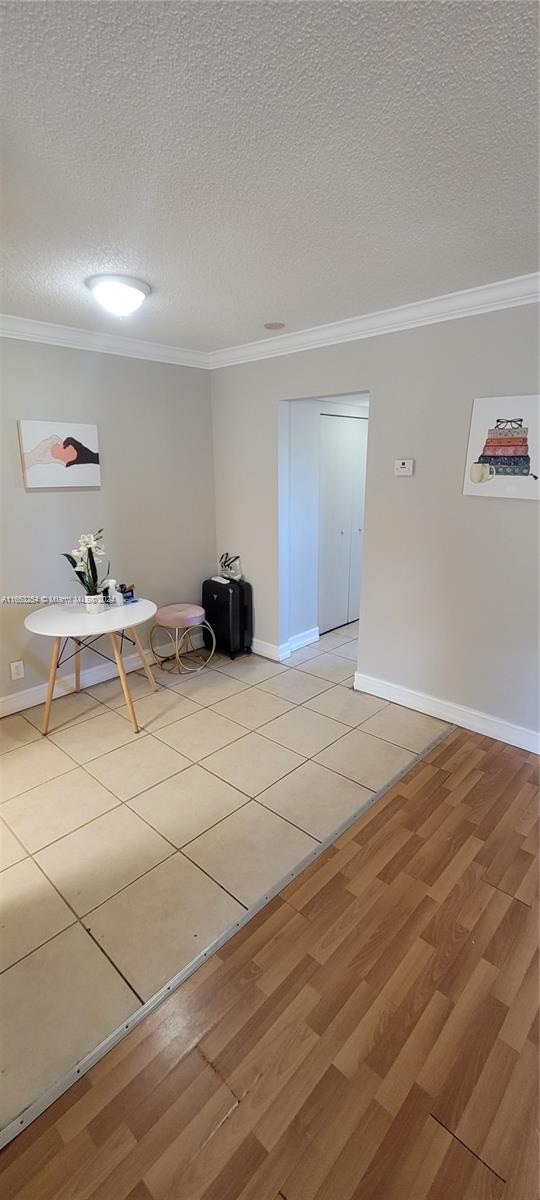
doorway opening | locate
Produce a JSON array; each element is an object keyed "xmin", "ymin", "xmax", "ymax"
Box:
[
  {"xmin": 278, "ymin": 393, "xmax": 370, "ymax": 657},
  {"xmin": 319, "ymin": 411, "xmax": 368, "ymax": 633}
]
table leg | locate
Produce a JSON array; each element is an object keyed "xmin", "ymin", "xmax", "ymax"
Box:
[
  {"xmin": 109, "ymin": 631, "xmax": 139, "ymax": 733},
  {"xmin": 74, "ymin": 640, "xmax": 81, "ymax": 692},
  {"xmin": 42, "ymin": 637, "xmax": 61, "ymax": 735},
  {"xmin": 130, "ymin": 627, "xmax": 157, "ymax": 690}
]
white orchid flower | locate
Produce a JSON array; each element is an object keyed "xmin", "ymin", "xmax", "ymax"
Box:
[{"xmin": 66, "ymin": 532, "xmax": 106, "ymax": 589}]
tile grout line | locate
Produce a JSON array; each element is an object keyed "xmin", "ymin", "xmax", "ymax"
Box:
[
  {"xmin": 1, "ymin": 716, "xmax": 450, "ymax": 925},
  {"xmin": 81, "ymin": 924, "xmax": 145, "ymax": 1005},
  {"xmin": 251, "ymin": 793, "xmax": 363, "ymax": 843},
  {"xmin": 1, "ymin": 676, "xmax": 518, "ymax": 907},
  {"xmin": 0, "ymin": 692, "xmax": 114, "ymax": 757},
  {"xmin": 7, "ymin": 705, "xmax": 260, "ymax": 916},
  {"xmin": 79, "ymin": 677, "xmax": 386, "ymax": 775},
  {"xmin": 2, "ymin": 685, "xmax": 445, "ymax": 870},
  {"xmin": 171, "ymin": 724, "xmax": 457, "ymax": 925},
  {"xmin": 0, "ymin": 634, "xmax": 362, "ymax": 964},
  {"xmin": 0, "ymin": 919, "xmax": 79, "ymax": 979},
  {"xmin": 253, "ymin": 703, "xmax": 433, "ymax": 762},
  {"xmin": 2, "ymin": 682, "xmax": 445, "ymax": 870},
  {"xmin": 112, "ymin": 704, "xmax": 331, "ymax": 905},
  {"xmin": 0, "ymin": 626, "xmax": 354, "ymax": 744},
  {"xmin": 4, "ymin": 719, "xmax": 315, "ymax": 932},
  {"xmin": 0, "ymin": 721, "xmax": 185, "ymax": 1000},
  {"xmin": 0, "ymin": 841, "xmax": 146, "ymax": 1005},
  {"xmin": 4, "ymin": 729, "xmax": 175, "ymax": 943},
  {"xmin": 1, "ymin": 644, "xmax": 454, "ymax": 992},
  {"xmin": 0, "ymin": 795, "xmax": 122, "ymax": 856},
  {"xmin": 3, "ymin": 761, "xmax": 252, "ymax": 858},
  {"xmin": 1, "ymin": 715, "xmax": 213, "ymax": 805},
  {"xmin": 77, "ymin": 844, "xmax": 177, "ymax": 919},
  {"xmin": 140, "ymin": 796, "xmax": 254, "ymax": 856},
  {"xmin": 173, "ymin": 848, "xmax": 251, "ymax": 911},
  {"xmin": 7, "ymin": 647, "xmax": 352, "ymax": 754}
]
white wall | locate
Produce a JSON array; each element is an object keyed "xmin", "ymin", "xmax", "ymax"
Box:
[
  {"xmin": 283, "ymin": 395, "xmax": 369, "ymax": 647},
  {"xmin": 0, "ymin": 339, "xmax": 216, "ymax": 701},
  {"xmin": 2, "ymin": 305, "xmax": 538, "ymax": 744},
  {"xmin": 211, "ymin": 305, "xmax": 539, "ymax": 739}
]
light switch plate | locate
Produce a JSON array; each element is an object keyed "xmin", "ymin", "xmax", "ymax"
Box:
[{"xmin": 394, "ymin": 459, "xmax": 414, "ymax": 476}]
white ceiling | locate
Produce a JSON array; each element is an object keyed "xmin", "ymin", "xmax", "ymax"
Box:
[{"xmin": 1, "ymin": 1, "xmax": 537, "ymax": 352}]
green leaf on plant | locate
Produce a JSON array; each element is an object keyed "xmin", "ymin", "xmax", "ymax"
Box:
[{"xmin": 87, "ymin": 546, "xmax": 98, "ymax": 588}]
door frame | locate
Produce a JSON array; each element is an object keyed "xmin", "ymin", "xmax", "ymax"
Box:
[{"xmin": 278, "ymin": 392, "xmax": 370, "ymax": 659}]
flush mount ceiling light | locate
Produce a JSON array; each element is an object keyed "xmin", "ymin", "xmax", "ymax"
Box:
[
  {"xmin": 264, "ymin": 321, "xmax": 285, "ymax": 331},
  {"xmin": 85, "ymin": 274, "xmax": 151, "ymax": 317}
]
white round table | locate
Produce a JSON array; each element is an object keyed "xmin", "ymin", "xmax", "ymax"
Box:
[{"xmin": 25, "ymin": 599, "xmax": 157, "ymax": 734}]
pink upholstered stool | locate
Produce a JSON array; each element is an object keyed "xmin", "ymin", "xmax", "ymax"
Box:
[{"xmin": 150, "ymin": 603, "xmax": 216, "ymax": 673}]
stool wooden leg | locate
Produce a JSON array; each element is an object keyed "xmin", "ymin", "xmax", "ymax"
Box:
[
  {"xmin": 42, "ymin": 637, "xmax": 61, "ymax": 735},
  {"xmin": 130, "ymin": 627, "xmax": 157, "ymax": 690},
  {"xmin": 109, "ymin": 631, "xmax": 139, "ymax": 733},
  {"xmin": 74, "ymin": 640, "xmax": 81, "ymax": 692}
]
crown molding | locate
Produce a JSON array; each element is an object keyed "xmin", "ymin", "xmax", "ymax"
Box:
[
  {"xmin": 207, "ymin": 272, "xmax": 540, "ymax": 368},
  {"xmin": 1, "ymin": 273, "xmax": 538, "ymax": 370},
  {"xmin": 0, "ymin": 313, "xmax": 209, "ymax": 369}
]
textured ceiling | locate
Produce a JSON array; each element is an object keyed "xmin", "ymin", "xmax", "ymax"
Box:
[{"xmin": 1, "ymin": 1, "xmax": 538, "ymax": 351}]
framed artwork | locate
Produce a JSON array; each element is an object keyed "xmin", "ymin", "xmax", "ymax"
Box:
[
  {"xmin": 463, "ymin": 395, "xmax": 539, "ymax": 500},
  {"xmin": 18, "ymin": 420, "xmax": 101, "ymax": 489}
]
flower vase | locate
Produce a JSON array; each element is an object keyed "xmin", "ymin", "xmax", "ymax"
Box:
[{"xmin": 84, "ymin": 594, "xmax": 106, "ymax": 614}]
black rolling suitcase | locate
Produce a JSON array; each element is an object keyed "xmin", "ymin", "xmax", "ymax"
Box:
[{"xmin": 202, "ymin": 577, "xmax": 253, "ymax": 659}]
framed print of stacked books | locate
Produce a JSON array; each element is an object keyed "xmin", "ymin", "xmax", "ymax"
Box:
[{"xmin": 463, "ymin": 395, "xmax": 539, "ymax": 499}]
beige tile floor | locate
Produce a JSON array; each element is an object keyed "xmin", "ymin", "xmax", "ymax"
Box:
[{"xmin": 0, "ymin": 621, "xmax": 451, "ymax": 1135}]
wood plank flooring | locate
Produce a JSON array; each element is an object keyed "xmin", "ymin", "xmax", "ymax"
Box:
[{"xmin": 1, "ymin": 727, "xmax": 538, "ymax": 1199}]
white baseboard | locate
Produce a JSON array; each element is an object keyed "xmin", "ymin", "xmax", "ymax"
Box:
[
  {"xmin": 252, "ymin": 638, "xmax": 286, "ymax": 661},
  {"xmin": 0, "ymin": 632, "xmax": 204, "ymax": 718},
  {"xmin": 288, "ymin": 627, "xmax": 320, "ymax": 653},
  {"xmin": 354, "ymin": 672, "xmax": 540, "ymax": 754},
  {"xmin": 1, "ymin": 651, "xmax": 144, "ymax": 717},
  {"xmin": 253, "ymin": 627, "xmax": 320, "ymax": 663}
]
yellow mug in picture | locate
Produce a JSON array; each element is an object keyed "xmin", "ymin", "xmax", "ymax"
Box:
[{"xmin": 470, "ymin": 462, "xmax": 496, "ymax": 484}]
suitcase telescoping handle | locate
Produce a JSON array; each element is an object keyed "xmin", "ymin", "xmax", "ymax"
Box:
[
  {"xmin": 243, "ymin": 597, "xmax": 249, "ymax": 648},
  {"xmin": 242, "ymin": 583, "xmax": 253, "ymax": 652},
  {"xmin": 228, "ymin": 586, "xmax": 235, "ymax": 654}
]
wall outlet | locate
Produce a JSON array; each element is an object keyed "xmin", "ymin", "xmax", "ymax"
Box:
[
  {"xmin": 394, "ymin": 459, "xmax": 414, "ymax": 476},
  {"xmin": 10, "ymin": 660, "xmax": 25, "ymax": 681}
]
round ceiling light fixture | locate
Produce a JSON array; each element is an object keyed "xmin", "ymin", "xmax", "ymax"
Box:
[
  {"xmin": 264, "ymin": 321, "xmax": 285, "ymax": 331},
  {"xmin": 85, "ymin": 274, "xmax": 151, "ymax": 317}
]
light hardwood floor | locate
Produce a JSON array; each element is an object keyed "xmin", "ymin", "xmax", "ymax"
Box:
[{"xmin": 1, "ymin": 726, "xmax": 538, "ymax": 1199}]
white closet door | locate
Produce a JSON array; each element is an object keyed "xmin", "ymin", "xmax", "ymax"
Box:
[
  {"xmin": 347, "ymin": 417, "xmax": 368, "ymax": 622},
  {"xmin": 319, "ymin": 416, "xmax": 353, "ymax": 633},
  {"xmin": 319, "ymin": 414, "xmax": 367, "ymax": 634}
]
